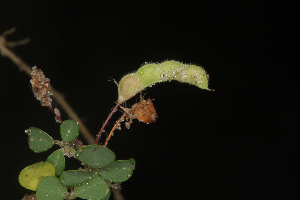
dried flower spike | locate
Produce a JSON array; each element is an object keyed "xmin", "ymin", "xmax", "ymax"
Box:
[{"xmin": 30, "ymin": 66, "xmax": 53, "ymax": 107}]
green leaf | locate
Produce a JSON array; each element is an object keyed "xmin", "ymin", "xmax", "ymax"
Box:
[
  {"xmin": 74, "ymin": 174, "xmax": 110, "ymax": 200},
  {"xmin": 60, "ymin": 170, "xmax": 92, "ymax": 186},
  {"xmin": 88, "ymin": 189, "xmax": 111, "ymax": 200},
  {"xmin": 98, "ymin": 160, "xmax": 135, "ymax": 182},
  {"xmin": 19, "ymin": 161, "xmax": 55, "ymax": 191},
  {"xmin": 129, "ymin": 158, "xmax": 136, "ymax": 166},
  {"xmin": 36, "ymin": 176, "xmax": 67, "ymax": 200},
  {"xmin": 118, "ymin": 60, "xmax": 212, "ymax": 103},
  {"xmin": 102, "ymin": 189, "xmax": 111, "ymax": 200},
  {"xmin": 27, "ymin": 127, "xmax": 54, "ymax": 153},
  {"xmin": 76, "ymin": 144, "xmax": 116, "ymax": 168},
  {"xmin": 46, "ymin": 149, "xmax": 65, "ymax": 176},
  {"xmin": 60, "ymin": 120, "xmax": 79, "ymax": 142}
]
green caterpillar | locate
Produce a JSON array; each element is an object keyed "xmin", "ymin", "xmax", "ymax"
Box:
[{"xmin": 118, "ymin": 60, "xmax": 212, "ymax": 103}]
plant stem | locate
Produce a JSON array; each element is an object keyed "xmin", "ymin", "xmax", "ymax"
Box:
[
  {"xmin": 48, "ymin": 106, "xmax": 63, "ymax": 122},
  {"xmin": 95, "ymin": 104, "xmax": 120, "ymax": 144},
  {"xmin": 104, "ymin": 113, "xmax": 126, "ymax": 147}
]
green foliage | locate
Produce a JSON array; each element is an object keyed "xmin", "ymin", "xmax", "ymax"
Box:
[
  {"xmin": 74, "ymin": 174, "xmax": 110, "ymax": 199},
  {"xmin": 76, "ymin": 144, "xmax": 116, "ymax": 168},
  {"xmin": 98, "ymin": 160, "xmax": 135, "ymax": 182},
  {"xmin": 60, "ymin": 170, "xmax": 92, "ymax": 186},
  {"xmin": 20, "ymin": 122, "xmax": 133, "ymax": 200},
  {"xmin": 36, "ymin": 176, "xmax": 67, "ymax": 200},
  {"xmin": 27, "ymin": 127, "xmax": 54, "ymax": 153},
  {"xmin": 60, "ymin": 120, "xmax": 79, "ymax": 142},
  {"xmin": 19, "ymin": 161, "xmax": 55, "ymax": 191},
  {"xmin": 46, "ymin": 149, "xmax": 65, "ymax": 176}
]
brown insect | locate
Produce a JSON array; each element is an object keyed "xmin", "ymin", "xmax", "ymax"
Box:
[
  {"xmin": 104, "ymin": 95, "xmax": 158, "ymax": 147},
  {"xmin": 121, "ymin": 96, "xmax": 158, "ymax": 128}
]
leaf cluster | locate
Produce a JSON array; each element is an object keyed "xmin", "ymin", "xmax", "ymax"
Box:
[{"xmin": 19, "ymin": 120, "xmax": 135, "ymax": 200}]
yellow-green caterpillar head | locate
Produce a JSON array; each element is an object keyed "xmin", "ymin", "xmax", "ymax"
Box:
[{"xmin": 118, "ymin": 73, "xmax": 143, "ymax": 104}]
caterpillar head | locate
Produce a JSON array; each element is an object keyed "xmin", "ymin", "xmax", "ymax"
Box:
[{"xmin": 118, "ymin": 73, "xmax": 143, "ymax": 104}]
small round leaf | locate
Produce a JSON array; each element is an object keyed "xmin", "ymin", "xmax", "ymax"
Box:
[
  {"xmin": 36, "ymin": 176, "xmax": 67, "ymax": 200},
  {"xmin": 46, "ymin": 149, "xmax": 65, "ymax": 176},
  {"xmin": 76, "ymin": 144, "xmax": 116, "ymax": 168},
  {"xmin": 27, "ymin": 127, "xmax": 54, "ymax": 153},
  {"xmin": 74, "ymin": 174, "xmax": 110, "ymax": 200},
  {"xmin": 98, "ymin": 160, "xmax": 135, "ymax": 182},
  {"xmin": 60, "ymin": 120, "xmax": 79, "ymax": 142},
  {"xmin": 19, "ymin": 161, "xmax": 55, "ymax": 191},
  {"xmin": 60, "ymin": 170, "xmax": 92, "ymax": 186}
]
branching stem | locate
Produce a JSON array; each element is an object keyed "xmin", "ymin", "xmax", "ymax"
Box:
[{"xmin": 95, "ymin": 104, "xmax": 120, "ymax": 144}]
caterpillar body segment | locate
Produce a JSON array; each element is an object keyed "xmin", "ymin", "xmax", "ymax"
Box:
[{"xmin": 118, "ymin": 60, "xmax": 211, "ymax": 103}]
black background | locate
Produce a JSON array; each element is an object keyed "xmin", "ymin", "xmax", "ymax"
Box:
[{"xmin": 1, "ymin": 1, "xmax": 298, "ymax": 199}]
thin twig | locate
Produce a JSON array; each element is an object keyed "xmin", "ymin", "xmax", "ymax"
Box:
[
  {"xmin": 95, "ymin": 103, "xmax": 120, "ymax": 144},
  {"xmin": 0, "ymin": 30, "xmax": 95, "ymax": 144},
  {"xmin": 104, "ymin": 113, "xmax": 126, "ymax": 147},
  {"xmin": 6, "ymin": 37, "xmax": 30, "ymax": 47},
  {"xmin": 112, "ymin": 189, "xmax": 125, "ymax": 200},
  {"xmin": 1, "ymin": 27, "xmax": 16, "ymax": 36}
]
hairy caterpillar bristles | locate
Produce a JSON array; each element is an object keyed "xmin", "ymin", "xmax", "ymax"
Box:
[{"xmin": 118, "ymin": 60, "xmax": 212, "ymax": 103}]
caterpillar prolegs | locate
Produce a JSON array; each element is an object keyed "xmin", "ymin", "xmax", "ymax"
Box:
[{"xmin": 118, "ymin": 60, "xmax": 212, "ymax": 103}]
